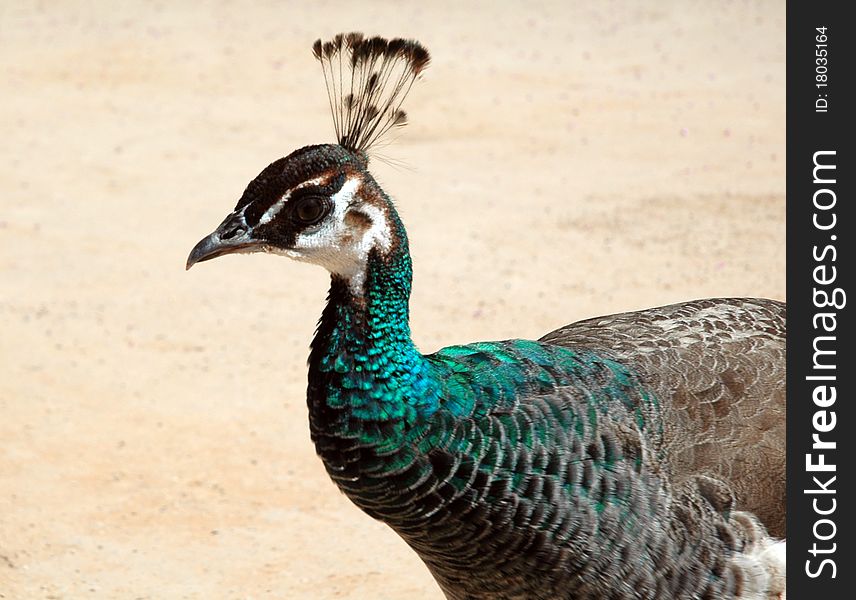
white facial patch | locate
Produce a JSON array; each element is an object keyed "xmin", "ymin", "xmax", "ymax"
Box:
[
  {"xmin": 282, "ymin": 176, "xmax": 392, "ymax": 292},
  {"xmin": 258, "ymin": 193, "xmax": 290, "ymax": 226}
]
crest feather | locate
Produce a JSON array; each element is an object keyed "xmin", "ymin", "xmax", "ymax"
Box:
[{"xmin": 312, "ymin": 32, "xmax": 430, "ymax": 155}]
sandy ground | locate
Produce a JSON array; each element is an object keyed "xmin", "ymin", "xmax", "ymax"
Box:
[{"xmin": 1, "ymin": 1, "xmax": 784, "ymax": 598}]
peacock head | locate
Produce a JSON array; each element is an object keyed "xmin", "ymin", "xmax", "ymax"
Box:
[
  {"xmin": 186, "ymin": 144, "xmax": 398, "ymax": 283},
  {"xmin": 186, "ymin": 33, "xmax": 428, "ymax": 291}
]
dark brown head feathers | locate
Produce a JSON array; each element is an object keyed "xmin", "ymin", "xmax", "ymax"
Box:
[{"xmin": 312, "ymin": 32, "xmax": 430, "ymax": 155}]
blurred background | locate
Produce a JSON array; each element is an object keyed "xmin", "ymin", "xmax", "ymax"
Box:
[{"xmin": 1, "ymin": 1, "xmax": 783, "ymax": 598}]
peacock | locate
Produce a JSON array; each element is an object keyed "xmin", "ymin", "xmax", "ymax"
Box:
[{"xmin": 187, "ymin": 33, "xmax": 786, "ymax": 600}]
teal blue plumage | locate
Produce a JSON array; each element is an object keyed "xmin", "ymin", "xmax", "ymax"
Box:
[{"xmin": 298, "ymin": 188, "xmax": 784, "ymax": 598}]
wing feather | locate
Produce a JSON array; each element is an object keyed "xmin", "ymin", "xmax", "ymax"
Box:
[{"xmin": 539, "ymin": 298, "xmax": 786, "ymax": 536}]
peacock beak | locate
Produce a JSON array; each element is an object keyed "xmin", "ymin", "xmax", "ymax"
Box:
[{"xmin": 186, "ymin": 211, "xmax": 260, "ymax": 270}]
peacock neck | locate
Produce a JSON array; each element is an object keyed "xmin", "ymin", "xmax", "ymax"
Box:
[{"xmin": 307, "ymin": 219, "xmax": 441, "ymax": 448}]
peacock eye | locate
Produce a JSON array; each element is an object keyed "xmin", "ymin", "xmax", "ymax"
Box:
[{"xmin": 294, "ymin": 196, "xmax": 328, "ymax": 225}]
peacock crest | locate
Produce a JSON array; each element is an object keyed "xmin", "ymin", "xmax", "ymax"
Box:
[{"xmin": 312, "ymin": 33, "xmax": 430, "ymax": 155}]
